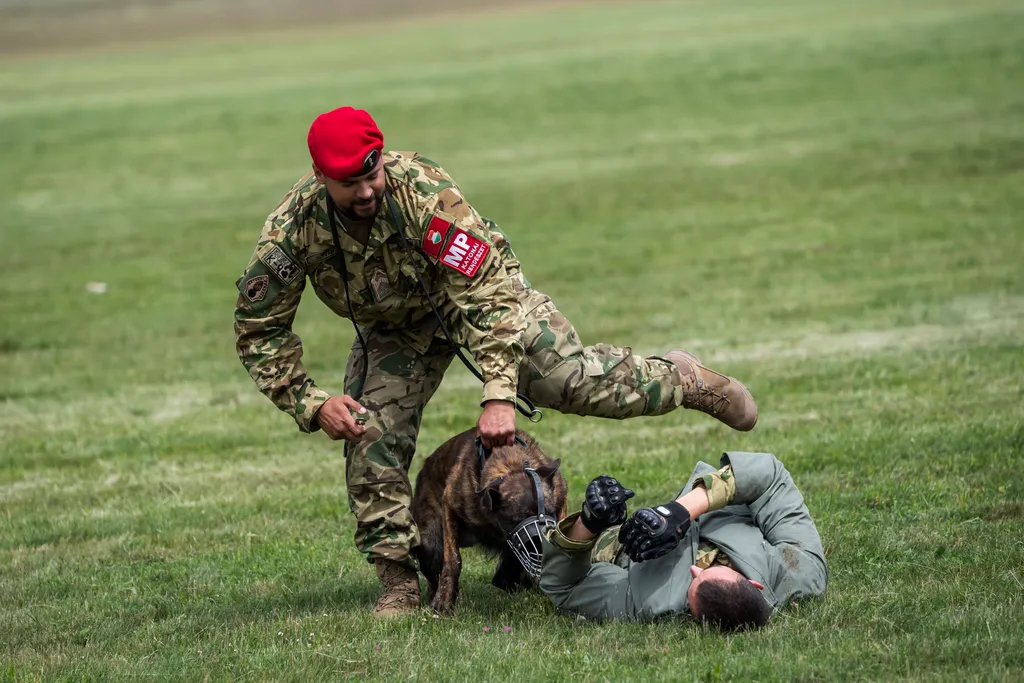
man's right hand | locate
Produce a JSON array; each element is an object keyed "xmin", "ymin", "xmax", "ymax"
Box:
[
  {"xmin": 315, "ymin": 395, "xmax": 368, "ymax": 442},
  {"xmin": 580, "ymin": 475, "xmax": 635, "ymax": 533}
]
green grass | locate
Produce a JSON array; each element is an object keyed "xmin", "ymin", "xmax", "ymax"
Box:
[{"xmin": 2, "ymin": 0, "xmax": 1023, "ymax": 680}]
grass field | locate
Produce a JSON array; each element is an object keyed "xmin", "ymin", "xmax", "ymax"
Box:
[{"xmin": 2, "ymin": 0, "xmax": 1023, "ymax": 680}]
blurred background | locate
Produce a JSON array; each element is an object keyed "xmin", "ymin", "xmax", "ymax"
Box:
[
  {"xmin": 0, "ymin": 0, "xmax": 561, "ymax": 54},
  {"xmin": 1, "ymin": 0, "xmax": 1022, "ymax": 680}
]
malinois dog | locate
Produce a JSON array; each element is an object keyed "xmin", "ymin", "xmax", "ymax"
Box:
[{"xmin": 411, "ymin": 427, "xmax": 567, "ymax": 614}]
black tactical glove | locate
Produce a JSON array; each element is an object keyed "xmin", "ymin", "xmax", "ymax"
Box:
[
  {"xmin": 580, "ymin": 475, "xmax": 635, "ymax": 534},
  {"xmin": 618, "ymin": 501, "xmax": 692, "ymax": 563}
]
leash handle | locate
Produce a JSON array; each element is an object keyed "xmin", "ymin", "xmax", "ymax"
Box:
[{"xmin": 519, "ymin": 398, "xmax": 544, "ymax": 423}]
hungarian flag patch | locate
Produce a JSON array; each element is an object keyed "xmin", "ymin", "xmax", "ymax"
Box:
[
  {"xmin": 439, "ymin": 227, "xmax": 490, "ymax": 278},
  {"xmin": 422, "ymin": 216, "xmax": 451, "ymax": 259}
]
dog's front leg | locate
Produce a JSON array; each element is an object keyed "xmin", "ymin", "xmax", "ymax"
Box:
[{"xmin": 430, "ymin": 507, "xmax": 462, "ymax": 614}]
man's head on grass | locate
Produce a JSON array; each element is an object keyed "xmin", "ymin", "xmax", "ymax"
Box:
[{"xmin": 688, "ymin": 565, "xmax": 772, "ymax": 631}]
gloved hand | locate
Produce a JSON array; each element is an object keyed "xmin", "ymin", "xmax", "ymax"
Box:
[
  {"xmin": 580, "ymin": 475, "xmax": 635, "ymax": 534},
  {"xmin": 618, "ymin": 501, "xmax": 692, "ymax": 562}
]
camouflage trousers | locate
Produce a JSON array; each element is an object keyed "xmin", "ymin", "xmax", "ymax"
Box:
[{"xmin": 342, "ymin": 288, "xmax": 686, "ymax": 567}]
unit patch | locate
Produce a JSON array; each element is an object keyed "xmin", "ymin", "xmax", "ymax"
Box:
[
  {"xmin": 259, "ymin": 245, "xmax": 301, "ymax": 284},
  {"xmin": 422, "ymin": 216, "xmax": 452, "ymax": 259},
  {"xmin": 304, "ymin": 247, "xmax": 337, "ymax": 268},
  {"xmin": 243, "ymin": 275, "xmax": 270, "ymax": 302},
  {"xmin": 439, "ymin": 227, "xmax": 490, "ymax": 278},
  {"xmin": 369, "ymin": 268, "xmax": 393, "ymax": 302}
]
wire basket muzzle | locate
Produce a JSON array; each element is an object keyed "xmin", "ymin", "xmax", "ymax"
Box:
[{"xmin": 507, "ymin": 514, "xmax": 557, "ymax": 578}]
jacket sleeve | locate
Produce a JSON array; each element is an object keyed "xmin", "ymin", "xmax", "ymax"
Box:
[
  {"xmin": 410, "ymin": 163, "xmax": 526, "ymax": 405},
  {"xmin": 722, "ymin": 452, "xmax": 828, "ymax": 598},
  {"xmin": 233, "ymin": 214, "xmax": 331, "ymax": 433},
  {"xmin": 538, "ymin": 514, "xmax": 636, "ymax": 620}
]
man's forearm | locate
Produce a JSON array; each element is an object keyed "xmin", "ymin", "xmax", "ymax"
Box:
[
  {"xmin": 675, "ymin": 488, "xmax": 710, "ymax": 520},
  {"xmin": 567, "ymin": 517, "xmax": 598, "ymax": 541},
  {"xmin": 234, "ymin": 323, "xmax": 330, "ymax": 433},
  {"xmin": 567, "ymin": 464, "xmax": 728, "ymax": 544},
  {"xmin": 570, "ymin": 486, "xmax": 711, "ymax": 541}
]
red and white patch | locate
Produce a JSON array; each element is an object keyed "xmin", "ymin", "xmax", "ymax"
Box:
[
  {"xmin": 422, "ymin": 216, "xmax": 451, "ymax": 259},
  {"xmin": 439, "ymin": 227, "xmax": 490, "ymax": 278}
]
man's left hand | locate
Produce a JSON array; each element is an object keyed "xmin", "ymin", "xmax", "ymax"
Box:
[
  {"xmin": 619, "ymin": 501, "xmax": 692, "ymax": 563},
  {"xmin": 478, "ymin": 400, "xmax": 515, "ymax": 449}
]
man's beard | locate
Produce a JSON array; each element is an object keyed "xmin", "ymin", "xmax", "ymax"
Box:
[{"xmin": 341, "ymin": 192, "xmax": 384, "ymax": 221}]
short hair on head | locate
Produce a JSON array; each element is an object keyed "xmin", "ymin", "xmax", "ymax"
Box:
[{"xmin": 695, "ymin": 577, "xmax": 772, "ymax": 631}]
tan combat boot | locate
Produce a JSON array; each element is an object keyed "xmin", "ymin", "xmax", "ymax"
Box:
[
  {"xmin": 373, "ymin": 559, "xmax": 420, "ymax": 618},
  {"xmin": 665, "ymin": 350, "xmax": 758, "ymax": 432}
]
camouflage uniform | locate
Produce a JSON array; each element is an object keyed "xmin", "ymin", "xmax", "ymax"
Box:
[{"xmin": 234, "ymin": 152, "xmax": 686, "ymax": 568}]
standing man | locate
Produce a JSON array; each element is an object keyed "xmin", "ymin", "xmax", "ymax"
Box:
[
  {"xmin": 539, "ymin": 452, "xmax": 827, "ymax": 629},
  {"xmin": 234, "ymin": 106, "xmax": 758, "ymax": 617}
]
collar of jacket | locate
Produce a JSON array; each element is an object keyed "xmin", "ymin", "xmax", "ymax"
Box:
[{"xmin": 317, "ymin": 185, "xmax": 399, "ymax": 256}]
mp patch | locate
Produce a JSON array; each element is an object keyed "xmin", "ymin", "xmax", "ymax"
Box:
[
  {"xmin": 260, "ymin": 245, "xmax": 300, "ymax": 285},
  {"xmin": 243, "ymin": 275, "xmax": 269, "ymax": 302},
  {"xmin": 439, "ymin": 228, "xmax": 489, "ymax": 278},
  {"xmin": 422, "ymin": 216, "xmax": 452, "ymax": 259}
]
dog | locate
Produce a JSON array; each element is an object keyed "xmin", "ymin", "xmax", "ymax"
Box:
[{"xmin": 411, "ymin": 427, "xmax": 567, "ymax": 614}]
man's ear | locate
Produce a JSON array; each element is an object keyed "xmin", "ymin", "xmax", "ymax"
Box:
[
  {"xmin": 313, "ymin": 165, "xmax": 325, "ymax": 184},
  {"xmin": 476, "ymin": 477, "xmax": 503, "ymax": 511},
  {"xmin": 749, "ymin": 579, "xmax": 765, "ymax": 591},
  {"xmin": 534, "ymin": 459, "xmax": 561, "ymax": 480}
]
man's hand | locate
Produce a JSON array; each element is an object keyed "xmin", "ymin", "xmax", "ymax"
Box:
[
  {"xmin": 477, "ymin": 400, "xmax": 515, "ymax": 449},
  {"xmin": 580, "ymin": 475, "xmax": 635, "ymax": 533},
  {"xmin": 618, "ymin": 501, "xmax": 692, "ymax": 563},
  {"xmin": 315, "ymin": 395, "xmax": 368, "ymax": 442}
]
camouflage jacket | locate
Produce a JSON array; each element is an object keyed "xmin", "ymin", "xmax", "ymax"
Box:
[{"xmin": 234, "ymin": 151, "xmax": 527, "ymax": 432}]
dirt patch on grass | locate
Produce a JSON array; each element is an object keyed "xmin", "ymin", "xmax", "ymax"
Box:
[{"xmin": 0, "ymin": 0, "xmax": 594, "ymax": 57}]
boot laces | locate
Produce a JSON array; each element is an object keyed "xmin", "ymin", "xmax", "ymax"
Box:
[
  {"xmin": 693, "ymin": 378, "xmax": 730, "ymax": 415},
  {"xmin": 376, "ymin": 563, "xmax": 418, "ymax": 605},
  {"xmin": 376, "ymin": 588, "xmax": 417, "ymax": 609}
]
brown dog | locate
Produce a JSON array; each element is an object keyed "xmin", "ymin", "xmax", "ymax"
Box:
[{"xmin": 411, "ymin": 427, "xmax": 567, "ymax": 614}]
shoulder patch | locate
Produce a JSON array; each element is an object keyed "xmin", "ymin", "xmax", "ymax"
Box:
[
  {"xmin": 439, "ymin": 227, "xmax": 490, "ymax": 278},
  {"xmin": 259, "ymin": 245, "xmax": 301, "ymax": 285},
  {"xmin": 243, "ymin": 275, "xmax": 270, "ymax": 302},
  {"xmin": 423, "ymin": 216, "xmax": 452, "ymax": 259}
]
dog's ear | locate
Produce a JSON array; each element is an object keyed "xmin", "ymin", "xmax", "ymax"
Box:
[
  {"xmin": 476, "ymin": 477, "xmax": 503, "ymax": 511},
  {"xmin": 534, "ymin": 459, "xmax": 561, "ymax": 480}
]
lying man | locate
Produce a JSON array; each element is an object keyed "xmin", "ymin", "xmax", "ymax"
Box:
[{"xmin": 539, "ymin": 452, "xmax": 827, "ymax": 630}]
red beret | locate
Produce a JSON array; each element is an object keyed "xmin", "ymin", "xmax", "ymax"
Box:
[{"xmin": 307, "ymin": 107, "xmax": 384, "ymax": 180}]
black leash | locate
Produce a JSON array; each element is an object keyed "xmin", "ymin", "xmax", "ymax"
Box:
[{"xmin": 325, "ymin": 195, "xmax": 369, "ymax": 400}]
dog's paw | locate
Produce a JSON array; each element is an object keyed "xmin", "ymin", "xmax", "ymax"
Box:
[
  {"xmin": 430, "ymin": 595, "xmax": 455, "ymax": 615},
  {"xmin": 491, "ymin": 570, "xmax": 530, "ymax": 593}
]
